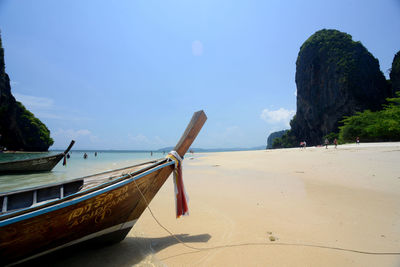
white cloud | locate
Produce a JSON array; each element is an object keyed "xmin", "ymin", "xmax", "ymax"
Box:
[
  {"xmin": 52, "ymin": 129, "xmax": 100, "ymax": 148},
  {"xmin": 192, "ymin": 40, "xmax": 204, "ymax": 56},
  {"xmin": 13, "ymin": 92, "xmax": 88, "ymax": 121},
  {"xmin": 202, "ymin": 125, "xmax": 244, "ymax": 148},
  {"xmin": 54, "ymin": 129, "xmax": 91, "ymax": 139},
  {"xmin": 128, "ymin": 134, "xmax": 151, "ymax": 144},
  {"xmin": 127, "ymin": 134, "xmax": 167, "ymax": 149},
  {"xmin": 13, "ymin": 93, "xmax": 54, "ymax": 110},
  {"xmin": 154, "ymin": 136, "xmax": 166, "ymax": 144},
  {"xmin": 294, "ymin": 89, "xmax": 297, "ymax": 97},
  {"xmin": 260, "ymin": 108, "xmax": 295, "ymax": 127}
]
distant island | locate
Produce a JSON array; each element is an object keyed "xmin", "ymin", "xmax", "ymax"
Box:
[{"xmin": 268, "ymin": 29, "xmax": 400, "ymax": 149}]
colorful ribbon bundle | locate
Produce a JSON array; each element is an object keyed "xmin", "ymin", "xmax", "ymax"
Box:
[{"xmin": 167, "ymin": 151, "xmax": 189, "ymax": 218}]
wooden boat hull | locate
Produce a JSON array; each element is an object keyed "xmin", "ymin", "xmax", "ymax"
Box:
[
  {"xmin": 0, "ymin": 154, "xmax": 64, "ymax": 173},
  {"xmin": 0, "ymin": 160, "xmax": 175, "ymax": 265},
  {"xmin": 0, "ymin": 141, "xmax": 75, "ymax": 174},
  {"xmin": 0, "ymin": 110, "xmax": 207, "ymax": 266}
]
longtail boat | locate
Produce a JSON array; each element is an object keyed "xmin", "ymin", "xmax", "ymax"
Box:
[
  {"xmin": 0, "ymin": 140, "xmax": 75, "ymax": 174},
  {"xmin": 0, "ymin": 110, "xmax": 207, "ymax": 266}
]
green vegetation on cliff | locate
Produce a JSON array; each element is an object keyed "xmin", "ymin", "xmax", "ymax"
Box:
[
  {"xmin": 299, "ymin": 29, "xmax": 373, "ymax": 80},
  {"xmin": 17, "ymin": 102, "xmax": 54, "ymax": 147},
  {"xmin": 267, "ymin": 130, "xmax": 288, "ymax": 149},
  {"xmin": 0, "ymin": 101, "xmax": 54, "ymax": 151},
  {"xmin": 272, "ymin": 130, "xmax": 297, "ymax": 149},
  {"xmin": 338, "ymin": 93, "xmax": 400, "ymax": 142},
  {"xmin": 271, "ymin": 116, "xmax": 298, "ymax": 148},
  {"xmin": 0, "ymin": 32, "xmax": 54, "ymax": 151}
]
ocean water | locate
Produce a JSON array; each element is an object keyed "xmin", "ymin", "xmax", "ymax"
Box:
[{"xmin": 0, "ymin": 151, "xmax": 165, "ymax": 192}]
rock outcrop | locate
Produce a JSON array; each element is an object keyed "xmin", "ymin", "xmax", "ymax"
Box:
[
  {"xmin": 390, "ymin": 50, "xmax": 400, "ymax": 94},
  {"xmin": 266, "ymin": 130, "xmax": 288, "ymax": 149},
  {"xmin": 0, "ymin": 33, "xmax": 53, "ymax": 151},
  {"xmin": 290, "ymin": 29, "xmax": 392, "ymax": 146}
]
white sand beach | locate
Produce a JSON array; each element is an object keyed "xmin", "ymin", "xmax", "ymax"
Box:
[{"xmin": 36, "ymin": 142, "xmax": 400, "ymax": 266}]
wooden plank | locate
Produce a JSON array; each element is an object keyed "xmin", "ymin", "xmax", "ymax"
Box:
[
  {"xmin": 0, "ymin": 177, "xmax": 84, "ymax": 197},
  {"xmin": 174, "ymin": 110, "xmax": 207, "ymax": 158},
  {"xmin": 1, "ymin": 197, "xmax": 6, "ymax": 213},
  {"xmin": 63, "ymin": 140, "xmax": 75, "ymax": 154}
]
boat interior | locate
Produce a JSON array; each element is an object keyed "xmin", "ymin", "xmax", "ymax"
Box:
[{"xmin": 0, "ymin": 158, "xmax": 167, "ymax": 216}]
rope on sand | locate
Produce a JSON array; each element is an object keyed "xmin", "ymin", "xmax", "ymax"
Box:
[{"xmin": 133, "ymin": 180, "xmax": 400, "ymax": 256}]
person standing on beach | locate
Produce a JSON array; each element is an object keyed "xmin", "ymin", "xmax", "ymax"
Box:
[
  {"xmin": 324, "ymin": 138, "xmax": 329, "ymax": 149},
  {"xmin": 334, "ymin": 138, "xmax": 337, "ymax": 149},
  {"xmin": 356, "ymin": 137, "xmax": 360, "ymax": 145}
]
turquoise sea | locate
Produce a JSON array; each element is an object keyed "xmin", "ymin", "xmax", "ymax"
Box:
[{"xmin": 0, "ymin": 151, "xmax": 166, "ymax": 192}]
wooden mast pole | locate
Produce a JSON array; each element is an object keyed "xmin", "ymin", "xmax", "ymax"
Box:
[{"xmin": 173, "ymin": 110, "xmax": 207, "ymax": 158}]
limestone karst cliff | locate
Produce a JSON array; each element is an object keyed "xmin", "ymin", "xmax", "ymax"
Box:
[
  {"xmin": 0, "ymin": 33, "xmax": 53, "ymax": 151},
  {"xmin": 289, "ymin": 29, "xmax": 392, "ymax": 146},
  {"xmin": 390, "ymin": 50, "xmax": 400, "ymax": 94}
]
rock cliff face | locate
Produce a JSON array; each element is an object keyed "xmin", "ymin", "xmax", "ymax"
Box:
[
  {"xmin": 390, "ymin": 50, "xmax": 400, "ymax": 94},
  {"xmin": 0, "ymin": 34, "xmax": 53, "ymax": 151},
  {"xmin": 266, "ymin": 130, "xmax": 288, "ymax": 149},
  {"xmin": 290, "ymin": 29, "xmax": 391, "ymax": 145}
]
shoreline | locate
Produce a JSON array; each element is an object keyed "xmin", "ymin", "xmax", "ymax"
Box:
[{"xmin": 22, "ymin": 142, "xmax": 400, "ymax": 266}]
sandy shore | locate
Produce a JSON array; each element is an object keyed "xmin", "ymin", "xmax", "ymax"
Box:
[{"xmin": 34, "ymin": 142, "xmax": 400, "ymax": 266}]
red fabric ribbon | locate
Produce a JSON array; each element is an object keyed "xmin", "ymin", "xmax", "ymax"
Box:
[
  {"xmin": 168, "ymin": 151, "xmax": 189, "ymax": 218},
  {"xmin": 175, "ymin": 161, "xmax": 189, "ymax": 218}
]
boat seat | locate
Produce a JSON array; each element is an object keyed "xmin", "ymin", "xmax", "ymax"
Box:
[{"xmin": 1, "ymin": 179, "xmax": 84, "ymax": 213}]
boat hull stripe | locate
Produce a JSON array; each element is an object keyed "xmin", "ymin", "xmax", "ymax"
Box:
[{"xmin": 9, "ymin": 219, "xmax": 138, "ymax": 266}]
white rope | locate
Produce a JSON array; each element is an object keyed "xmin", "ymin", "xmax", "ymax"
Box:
[
  {"xmin": 133, "ymin": 180, "xmax": 400, "ymax": 256},
  {"xmin": 133, "ymin": 180, "xmax": 400, "ymax": 257},
  {"xmin": 168, "ymin": 150, "xmax": 183, "ymax": 165}
]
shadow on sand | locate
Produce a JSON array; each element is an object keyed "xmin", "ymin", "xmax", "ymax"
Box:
[{"xmin": 17, "ymin": 233, "xmax": 211, "ymax": 267}]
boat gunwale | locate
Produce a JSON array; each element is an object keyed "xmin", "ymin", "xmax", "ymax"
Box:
[
  {"xmin": 0, "ymin": 159, "xmax": 161, "ymax": 196},
  {"xmin": 0, "ymin": 140, "xmax": 75, "ymax": 174},
  {"xmin": 0, "ymin": 158, "xmax": 174, "ymax": 225},
  {"xmin": 0, "ymin": 152, "xmax": 64, "ymax": 166}
]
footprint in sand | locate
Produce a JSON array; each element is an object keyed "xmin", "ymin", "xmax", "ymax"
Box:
[{"xmin": 267, "ymin": 232, "xmax": 277, "ymax": 242}]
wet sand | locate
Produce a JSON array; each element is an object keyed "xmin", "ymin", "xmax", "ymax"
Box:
[{"xmin": 31, "ymin": 142, "xmax": 400, "ymax": 266}]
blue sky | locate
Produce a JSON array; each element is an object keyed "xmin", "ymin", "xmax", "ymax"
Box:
[{"xmin": 0, "ymin": 0, "xmax": 399, "ymax": 150}]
